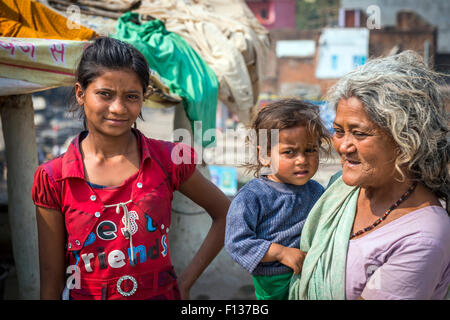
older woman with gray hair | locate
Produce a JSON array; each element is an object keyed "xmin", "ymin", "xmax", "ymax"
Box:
[{"xmin": 289, "ymin": 50, "xmax": 449, "ymax": 300}]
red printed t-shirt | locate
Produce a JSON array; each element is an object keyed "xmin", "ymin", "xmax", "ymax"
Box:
[{"xmin": 32, "ymin": 129, "xmax": 196, "ymax": 300}]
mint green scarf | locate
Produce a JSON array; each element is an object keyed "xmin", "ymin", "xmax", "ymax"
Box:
[{"xmin": 289, "ymin": 177, "xmax": 359, "ymax": 300}]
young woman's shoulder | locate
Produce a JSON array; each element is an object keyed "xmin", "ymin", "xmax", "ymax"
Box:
[
  {"xmin": 139, "ymin": 133, "xmax": 171, "ymax": 152},
  {"xmin": 139, "ymin": 133, "xmax": 196, "ymax": 165},
  {"xmin": 139, "ymin": 133, "xmax": 197, "ymax": 190},
  {"xmin": 33, "ymin": 155, "xmax": 65, "ymax": 211},
  {"xmin": 35, "ymin": 154, "xmax": 65, "ymax": 182}
]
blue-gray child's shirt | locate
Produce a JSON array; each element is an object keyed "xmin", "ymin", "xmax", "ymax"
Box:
[{"xmin": 225, "ymin": 176, "xmax": 324, "ymax": 276}]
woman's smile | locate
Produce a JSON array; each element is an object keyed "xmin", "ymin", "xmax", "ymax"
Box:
[
  {"xmin": 342, "ymin": 157, "xmax": 361, "ymax": 167},
  {"xmin": 104, "ymin": 117, "xmax": 129, "ymax": 126}
]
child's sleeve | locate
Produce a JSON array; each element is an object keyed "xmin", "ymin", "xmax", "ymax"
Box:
[{"xmin": 225, "ymin": 188, "xmax": 271, "ymax": 274}]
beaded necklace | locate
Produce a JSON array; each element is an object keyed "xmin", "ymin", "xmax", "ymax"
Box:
[{"xmin": 350, "ymin": 182, "xmax": 418, "ymax": 239}]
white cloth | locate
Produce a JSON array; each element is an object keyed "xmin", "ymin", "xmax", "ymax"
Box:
[{"xmin": 136, "ymin": 0, "xmax": 270, "ymax": 123}]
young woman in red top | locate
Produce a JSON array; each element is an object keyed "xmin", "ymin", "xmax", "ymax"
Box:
[{"xmin": 32, "ymin": 37, "xmax": 230, "ymax": 300}]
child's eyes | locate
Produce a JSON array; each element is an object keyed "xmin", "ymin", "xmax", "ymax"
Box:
[
  {"xmin": 305, "ymin": 147, "xmax": 318, "ymax": 153},
  {"xmin": 282, "ymin": 148, "xmax": 317, "ymax": 155}
]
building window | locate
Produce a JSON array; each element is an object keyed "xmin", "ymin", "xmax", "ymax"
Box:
[{"xmin": 260, "ymin": 9, "xmax": 268, "ymax": 19}]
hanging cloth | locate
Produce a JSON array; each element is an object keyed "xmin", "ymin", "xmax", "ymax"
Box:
[
  {"xmin": 112, "ymin": 12, "xmax": 219, "ymax": 147},
  {"xmin": 0, "ymin": 0, "xmax": 96, "ymax": 40},
  {"xmin": 136, "ymin": 0, "xmax": 270, "ymax": 123}
]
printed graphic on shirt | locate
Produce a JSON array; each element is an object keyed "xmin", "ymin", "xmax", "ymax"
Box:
[
  {"xmin": 96, "ymin": 220, "xmax": 118, "ymax": 240},
  {"xmin": 78, "ymin": 214, "xmax": 168, "ymax": 273},
  {"xmin": 145, "ymin": 214, "xmax": 157, "ymax": 232},
  {"xmin": 161, "ymin": 234, "xmax": 168, "ymax": 257},
  {"xmin": 84, "ymin": 232, "xmax": 96, "ymax": 247},
  {"xmin": 108, "ymin": 249, "xmax": 127, "ymax": 268},
  {"xmin": 79, "ymin": 238, "xmax": 165, "ymax": 272},
  {"xmin": 128, "ymin": 245, "xmax": 147, "ymax": 264},
  {"xmin": 121, "ymin": 210, "xmax": 139, "ymax": 237},
  {"xmin": 97, "ymin": 247, "xmax": 108, "ymax": 269}
]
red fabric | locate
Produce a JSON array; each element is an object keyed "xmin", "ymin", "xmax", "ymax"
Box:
[{"xmin": 32, "ymin": 129, "xmax": 196, "ymax": 299}]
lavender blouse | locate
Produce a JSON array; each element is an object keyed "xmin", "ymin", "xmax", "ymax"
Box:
[{"xmin": 346, "ymin": 206, "xmax": 450, "ymax": 300}]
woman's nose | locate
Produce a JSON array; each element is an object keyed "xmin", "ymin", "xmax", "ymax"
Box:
[
  {"xmin": 109, "ymin": 97, "xmax": 127, "ymax": 114},
  {"xmin": 335, "ymin": 134, "xmax": 356, "ymax": 154}
]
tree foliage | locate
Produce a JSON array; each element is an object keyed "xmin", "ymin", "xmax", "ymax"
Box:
[{"xmin": 296, "ymin": 0, "xmax": 340, "ymax": 30}]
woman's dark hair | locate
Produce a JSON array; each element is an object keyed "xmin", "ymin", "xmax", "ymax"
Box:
[
  {"xmin": 69, "ymin": 37, "xmax": 150, "ymax": 128},
  {"xmin": 245, "ymin": 98, "xmax": 332, "ymax": 177}
]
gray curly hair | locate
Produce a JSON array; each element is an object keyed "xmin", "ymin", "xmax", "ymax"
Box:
[{"xmin": 327, "ymin": 50, "xmax": 449, "ymax": 213}]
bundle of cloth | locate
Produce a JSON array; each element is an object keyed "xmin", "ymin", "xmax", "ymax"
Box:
[
  {"xmin": 41, "ymin": 0, "xmax": 270, "ymax": 124},
  {"xmin": 0, "ymin": 0, "xmax": 97, "ymax": 95},
  {"xmin": 0, "ymin": 0, "xmax": 181, "ymax": 110},
  {"xmin": 136, "ymin": 0, "xmax": 270, "ymax": 124},
  {"xmin": 112, "ymin": 12, "xmax": 219, "ymax": 147},
  {"xmin": 0, "ymin": 0, "xmax": 97, "ymax": 39}
]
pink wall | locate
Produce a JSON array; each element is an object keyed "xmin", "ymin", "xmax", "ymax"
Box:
[{"xmin": 246, "ymin": 0, "xmax": 296, "ymax": 30}]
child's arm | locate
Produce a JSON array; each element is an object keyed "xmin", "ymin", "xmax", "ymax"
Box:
[
  {"xmin": 177, "ymin": 169, "xmax": 230, "ymax": 300},
  {"xmin": 225, "ymin": 189, "xmax": 270, "ymax": 273},
  {"xmin": 261, "ymin": 243, "xmax": 306, "ymax": 274}
]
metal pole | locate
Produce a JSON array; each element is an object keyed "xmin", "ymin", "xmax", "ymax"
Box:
[{"xmin": 0, "ymin": 94, "xmax": 39, "ymax": 299}]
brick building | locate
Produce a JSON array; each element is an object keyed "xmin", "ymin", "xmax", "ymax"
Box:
[
  {"xmin": 250, "ymin": 8, "xmax": 439, "ymax": 100},
  {"xmin": 341, "ymin": 0, "xmax": 450, "ymax": 55}
]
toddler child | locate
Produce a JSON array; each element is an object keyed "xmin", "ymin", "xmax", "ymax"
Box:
[{"xmin": 225, "ymin": 98, "xmax": 332, "ymax": 300}]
